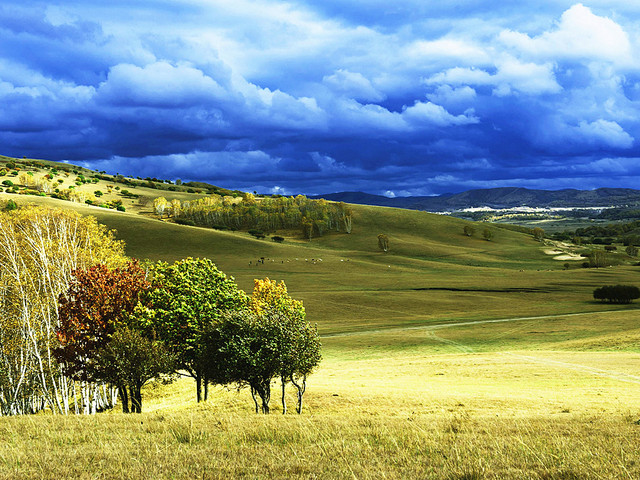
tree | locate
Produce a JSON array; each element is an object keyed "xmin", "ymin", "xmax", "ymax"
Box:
[
  {"xmin": 153, "ymin": 197, "xmax": 168, "ymax": 218},
  {"xmin": 593, "ymin": 285, "xmax": 640, "ymax": 304},
  {"xmin": 0, "ymin": 206, "xmax": 126, "ymax": 416},
  {"xmin": 142, "ymin": 258, "xmax": 247, "ymax": 402},
  {"xmin": 587, "ymin": 250, "xmax": 609, "ymax": 268},
  {"xmin": 482, "ymin": 227, "xmax": 493, "ymax": 241},
  {"xmin": 378, "ymin": 234, "xmax": 390, "ymax": 253},
  {"xmin": 3, "ymin": 199, "xmax": 17, "ymax": 211},
  {"xmin": 55, "ymin": 261, "xmax": 172, "ymax": 413},
  {"xmin": 626, "ymin": 245, "xmax": 638, "ymax": 257},
  {"xmin": 248, "ymin": 278, "xmax": 320, "ymax": 414},
  {"xmin": 169, "ymin": 199, "xmax": 181, "ymax": 218},
  {"xmin": 532, "ymin": 227, "xmax": 545, "ymax": 241},
  {"xmin": 203, "ymin": 307, "xmax": 320, "ymax": 415},
  {"xmin": 94, "ymin": 326, "xmax": 176, "ymax": 413},
  {"xmin": 463, "ymin": 225, "xmax": 475, "ymax": 237}
]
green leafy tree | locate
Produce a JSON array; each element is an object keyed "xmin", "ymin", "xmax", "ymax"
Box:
[
  {"xmin": 203, "ymin": 306, "xmax": 320, "ymax": 415},
  {"xmin": 2, "ymin": 199, "xmax": 17, "ymax": 211},
  {"xmin": 463, "ymin": 225, "xmax": 475, "ymax": 237},
  {"xmin": 626, "ymin": 245, "xmax": 638, "ymax": 257},
  {"xmin": 587, "ymin": 250, "xmax": 609, "ymax": 268},
  {"xmin": 482, "ymin": 227, "xmax": 493, "ymax": 241},
  {"xmin": 143, "ymin": 257, "xmax": 247, "ymax": 402},
  {"xmin": 593, "ymin": 285, "xmax": 640, "ymax": 304},
  {"xmin": 377, "ymin": 234, "xmax": 390, "ymax": 252},
  {"xmin": 532, "ymin": 227, "xmax": 545, "ymax": 241},
  {"xmin": 249, "ymin": 278, "xmax": 321, "ymax": 414},
  {"xmin": 94, "ymin": 326, "xmax": 176, "ymax": 413}
]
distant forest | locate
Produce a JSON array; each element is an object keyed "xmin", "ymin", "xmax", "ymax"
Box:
[{"xmin": 158, "ymin": 194, "xmax": 353, "ymax": 239}]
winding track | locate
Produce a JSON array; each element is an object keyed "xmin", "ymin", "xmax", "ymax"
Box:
[
  {"xmin": 322, "ymin": 310, "xmax": 626, "ymax": 338},
  {"xmin": 324, "ymin": 309, "xmax": 640, "ymax": 385}
]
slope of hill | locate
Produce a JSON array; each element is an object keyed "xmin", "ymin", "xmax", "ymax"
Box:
[{"xmin": 3, "ymin": 155, "xmax": 640, "ymax": 478}]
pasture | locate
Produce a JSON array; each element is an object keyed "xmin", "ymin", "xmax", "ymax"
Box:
[{"xmin": 1, "ymin": 175, "xmax": 640, "ymax": 478}]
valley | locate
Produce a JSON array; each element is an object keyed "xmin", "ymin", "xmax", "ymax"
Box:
[{"xmin": 1, "ymin": 156, "xmax": 640, "ymax": 478}]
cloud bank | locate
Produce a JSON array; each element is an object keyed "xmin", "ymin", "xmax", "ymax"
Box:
[{"xmin": 1, "ymin": 1, "xmax": 640, "ymax": 195}]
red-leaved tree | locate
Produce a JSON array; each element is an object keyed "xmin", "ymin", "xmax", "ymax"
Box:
[{"xmin": 55, "ymin": 260, "xmax": 154, "ymax": 412}]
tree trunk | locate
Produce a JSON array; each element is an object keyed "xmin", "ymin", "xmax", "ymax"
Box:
[
  {"xmin": 291, "ymin": 375, "xmax": 306, "ymax": 414},
  {"xmin": 196, "ymin": 373, "xmax": 202, "ymax": 403},
  {"xmin": 204, "ymin": 374, "xmax": 208, "ymax": 401},
  {"xmin": 120, "ymin": 385, "xmax": 130, "ymax": 413},
  {"xmin": 255, "ymin": 381, "xmax": 271, "ymax": 414},
  {"xmin": 250, "ymin": 386, "xmax": 259, "ymax": 414},
  {"xmin": 131, "ymin": 384, "xmax": 142, "ymax": 413},
  {"xmin": 281, "ymin": 376, "xmax": 287, "ymax": 415}
]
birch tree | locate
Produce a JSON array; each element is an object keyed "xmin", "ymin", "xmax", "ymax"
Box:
[{"xmin": 0, "ymin": 206, "xmax": 125, "ymax": 415}]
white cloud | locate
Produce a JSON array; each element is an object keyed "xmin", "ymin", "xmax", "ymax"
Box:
[
  {"xmin": 499, "ymin": 4, "xmax": 634, "ymax": 67},
  {"xmin": 426, "ymin": 85, "xmax": 477, "ymax": 106},
  {"xmin": 402, "ymin": 101, "xmax": 478, "ymax": 127},
  {"xmin": 427, "ymin": 56, "xmax": 561, "ymax": 96},
  {"xmin": 406, "ymin": 38, "xmax": 490, "ymax": 65},
  {"xmin": 97, "ymin": 62, "xmax": 228, "ymax": 107},
  {"xmin": 323, "ymin": 69, "xmax": 385, "ymax": 102},
  {"xmin": 575, "ymin": 119, "xmax": 634, "ymax": 149}
]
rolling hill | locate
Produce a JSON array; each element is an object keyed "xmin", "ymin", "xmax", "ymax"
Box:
[
  {"xmin": 313, "ymin": 186, "xmax": 640, "ymax": 211},
  {"xmin": 2, "ymin": 154, "xmax": 640, "ymax": 478}
]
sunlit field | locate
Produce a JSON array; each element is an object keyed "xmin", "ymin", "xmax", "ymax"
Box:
[{"xmin": 1, "ymin": 172, "xmax": 640, "ymax": 478}]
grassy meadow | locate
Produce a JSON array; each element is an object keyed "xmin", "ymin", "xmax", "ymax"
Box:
[{"xmin": 2, "ymin": 158, "xmax": 640, "ymax": 478}]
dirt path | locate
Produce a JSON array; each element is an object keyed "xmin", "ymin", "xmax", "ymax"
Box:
[
  {"xmin": 322, "ymin": 310, "xmax": 628, "ymax": 338},
  {"xmin": 500, "ymin": 352, "xmax": 640, "ymax": 385},
  {"xmin": 324, "ymin": 309, "xmax": 640, "ymax": 385}
]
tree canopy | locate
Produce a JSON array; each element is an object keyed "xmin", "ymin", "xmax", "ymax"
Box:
[
  {"xmin": 593, "ymin": 285, "xmax": 640, "ymax": 304},
  {"xmin": 55, "ymin": 260, "xmax": 174, "ymax": 413},
  {"xmin": 142, "ymin": 257, "xmax": 248, "ymax": 402},
  {"xmin": 204, "ymin": 278, "xmax": 321, "ymax": 414}
]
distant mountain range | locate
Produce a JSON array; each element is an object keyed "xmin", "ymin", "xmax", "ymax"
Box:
[{"xmin": 310, "ymin": 187, "xmax": 640, "ymax": 211}]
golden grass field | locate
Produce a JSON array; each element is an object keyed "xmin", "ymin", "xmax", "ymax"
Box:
[{"xmin": 1, "ymin": 157, "xmax": 640, "ymax": 478}]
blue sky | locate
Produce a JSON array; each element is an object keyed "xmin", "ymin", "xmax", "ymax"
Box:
[{"xmin": 2, "ymin": 1, "xmax": 640, "ymax": 196}]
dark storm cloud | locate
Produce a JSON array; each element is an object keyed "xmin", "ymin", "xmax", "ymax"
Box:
[{"xmin": 1, "ymin": 1, "xmax": 640, "ymax": 195}]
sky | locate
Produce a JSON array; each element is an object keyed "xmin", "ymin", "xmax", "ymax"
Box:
[{"xmin": 2, "ymin": 1, "xmax": 640, "ymax": 196}]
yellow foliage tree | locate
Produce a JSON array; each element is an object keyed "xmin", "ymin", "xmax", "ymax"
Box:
[
  {"xmin": 250, "ymin": 278, "xmax": 305, "ymax": 317},
  {"xmin": 249, "ymin": 278, "xmax": 319, "ymax": 414},
  {"xmin": 0, "ymin": 206, "xmax": 126, "ymax": 416}
]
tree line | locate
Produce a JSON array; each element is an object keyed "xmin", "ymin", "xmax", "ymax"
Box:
[
  {"xmin": 154, "ymin": 194, "xmax": 353, "ymax": 239},
  {"xmin": 0, "ymin": 204, "xmax": 320, "ymax": 415}
]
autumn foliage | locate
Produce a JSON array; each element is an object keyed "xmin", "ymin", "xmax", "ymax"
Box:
[{"xmin": 55, "ymin": 261, "xmax": 150, "ymax": 381}]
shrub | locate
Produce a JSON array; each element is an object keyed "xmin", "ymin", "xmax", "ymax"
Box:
[
  {"xmin": 116, "ymin": 205, "xmax": 126, "ymax": 212},
  {"xmin": 174, "ymin": 218, "xmax": 196, "ymax": 226},
  {"xmin": 593, "ymin": 285, "xmax": 640, "ymax": 304},
  {"xmin": 604, "ymin": 245, "xmax": 617, "ymax": 252},
  {"xmin": 3, "ymin": 199, "xmax": 17, "ymax": 211},
  {"xmin": 272, "ymin": 236, "xmax": 285, "ymax": 243},
  {"xmin": 2, "ymin": 180, "xmax": 13, "ymax": 187}
]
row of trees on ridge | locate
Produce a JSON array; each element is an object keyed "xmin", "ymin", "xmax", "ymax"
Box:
[{"xmin": 154, "ymin": 194, "xmax": 353, "ymax": 239}]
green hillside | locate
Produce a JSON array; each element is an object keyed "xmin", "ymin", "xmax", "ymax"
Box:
[{"xmin": 3, "ymin": 155, "xmax": 640, "ymax": 478}]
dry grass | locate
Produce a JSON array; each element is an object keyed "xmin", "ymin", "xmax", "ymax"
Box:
[
  {"xmin": 2, "ymin": 157, "xmax": 640, "ymax": 478},
  {"xmin": 2, "ymin": 355, "xmax": 640, "ymax": 479}
]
